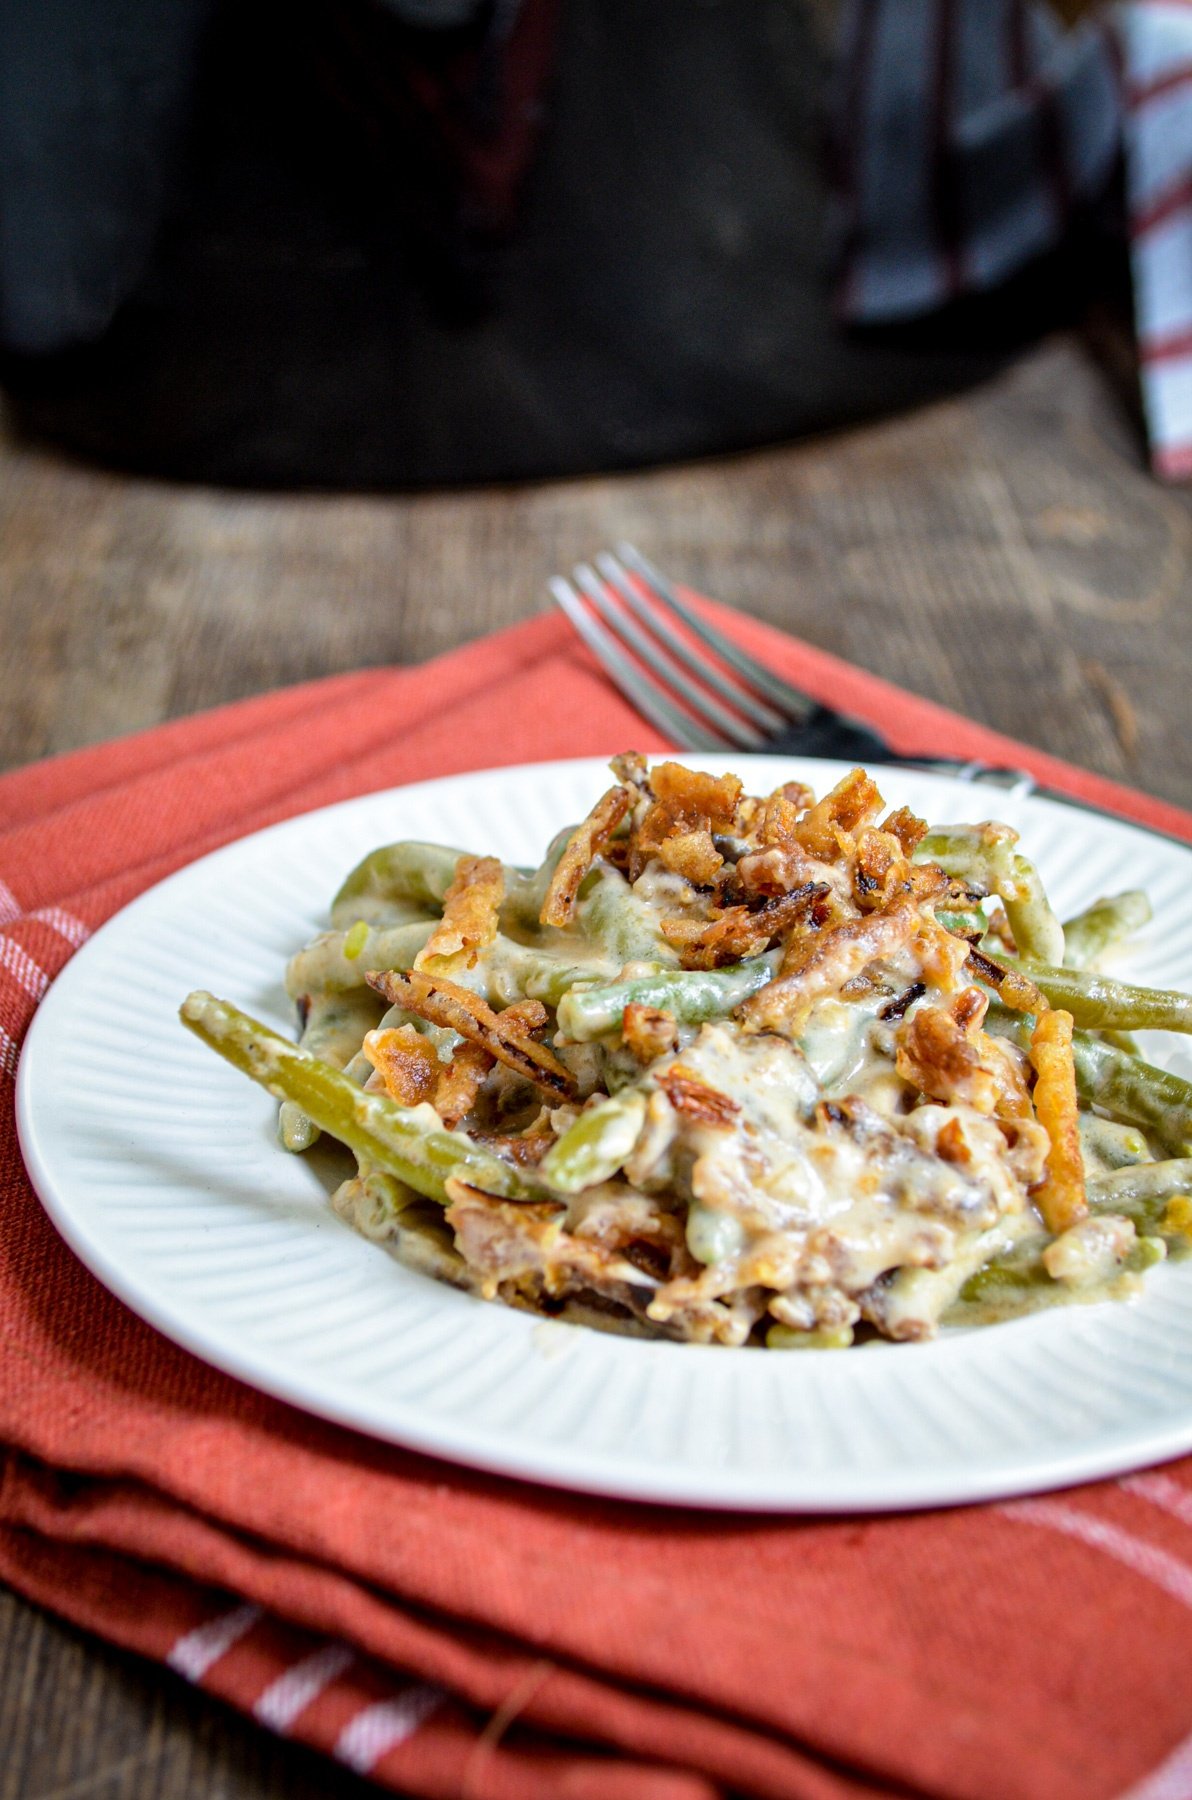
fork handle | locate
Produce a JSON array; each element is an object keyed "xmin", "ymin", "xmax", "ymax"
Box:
[
  {"xmin": 763, "ymin": 708, "xmax": 899, "ymax": 765},
  {"xmin": 762, "ymin": 711, "xmax": 1034, "ymax": 789}
]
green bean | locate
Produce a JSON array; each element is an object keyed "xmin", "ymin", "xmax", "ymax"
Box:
[
  {"xmin": 539, "ymin": 1090, "xmax": 647, "ymax": 1193},
  {"xmin": 286, "ymin": 920, "xmax": 435, "ymax": 999},
  {"xmin": 1078, "ymin": 1113, "xmax": 1151, "ymax": 1172},
  {"xmin": 482, "ymin": 937, "xmax": 615, "ymax": 1009},
  {"xmin": 960, "ymin": 1255, "xmax": 1053, "ymax": 1302},
  {"xmin": 502, "ymin": 824, "xmax": 575, "ymax": 929},
  {"xmin": 331, "ymin": 834, "xmax": 588, "ymax": 942},
  {"xmin": 556, "ymin": 954, "xmax": 780, "ymax": 1042},
  {"xmin": 1088, "ymin": 1159, "xmax": 1192, "ymax": 1237},
  {"xmin": 766, "ymin": 1323, "xmax": 854, "ymax": 1349},
  {"xmin": 916, "ymin": 825, "xmax": 1065, "ymax": 966},
  {"xmin": 937, "ymin": 907, "xmax": 987, "ymax": 941},
  {"xmin": 330, "ymin": 841, "xmax": 469, "ymax": 929},
  {"xmin": 1000, "ymin": 958, "xmax": 1192, "ymax": 1034},
  {"xmin": 1088, "ymin": 1159, "xmax": 1192, "ymax": 1212},
  {"xmin": 180, "ymin": 991, "xmax": 531, "ymax": 1202},
  {"xmin": 984, "ymin": 1002, "xmax": 1192, "ymax": 1153},
  {"xmin": 1072, "ymin": 1036, "xmax": 1192, "ymax": 1156},
  {"xmin": 879, "ymin": 1214, "xmax": 1040, "ymax": 1333},
  {"xmin": 278, "ymin": 1101, "xmax": 319, "ymax": 1153},
  {"xmin": 299, "ymin": 988, "xmax": 385, "ymax": 1064},
  {"xmin": 279, "ymin": 988, "xmax": 386, "ymax": 1153},
  {"xmin": 577, "ymin": 867, "xmax": 680, "ymax": 969},
  {"xmin": 686, "ymin": 1204, "xmax": 745, "ymax": 1266},
  {"xmin": 1062, "ymin": 891, "xmax": 1152, "ymax": 969},
  {"xmin": 966, "ymin": 1225, "xmax": 1166, "ymax": 1295},
  {"xmin": 331, "ymin": 1171, "xmax": 418, "ymax": 1239}
]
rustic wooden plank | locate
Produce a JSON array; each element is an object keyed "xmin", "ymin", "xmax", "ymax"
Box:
[
  {"xmin": 2, "ymin": 336, "xmax": 1188, "ymax": 806},
  {"xmin": 0, "ymin": 1588, "xmax": 377, "ymax": 1800}
]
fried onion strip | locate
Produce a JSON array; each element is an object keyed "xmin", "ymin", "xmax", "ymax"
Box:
[
  {"xmin": 649, "ymin": 762, "xmax": 742, "ymax": 828},
  {"xmin": 539, "ymin": 785, "xmax": 632, "ymax": 927},
  {"xmin": 433, "ymin": 1042, "xmax": 494, "ymax": 1128},
  {"xmin": 622, "ymin": 1002, "xmax": 680, "ymax": 1063},
  {"xmin": 1029, "ymin": 1007, "xmax": 1088, "ymax": 1233},
  {"xmin": 656, "ymin": 830, "xmax": 723, "ymax": 885},
  {"xmin": 367, "ymin": 968, "xmax": 579, "ymax": 1100},
  {"xmin": 362, "ymin": 1025, "xmax": 440, "ymax": 1107},
  {"xmin": 895, "ymin": 999, "xmax": 1000, "ymax": 1114},
  {"xmin": 794, "ymin": 767, "xmax": 884, "ymax": 861},
  {"xmin": 661, "ymin": 881, "xmax": 825, "ymax": 969},
  {"xmin": 417, "ymin": 854, "xmax": 504, "ymax": 967},
  {"xmin": 739, "ymin": 899, "xmax": 918, "ymax": 1036},
  {"xmin": 656, "ymin": 1066, "xmax": 740, "ymax": 1127},
  {"xmin": 967, "ymin": 945, "xmax": 1044, "ymax": 1013}
]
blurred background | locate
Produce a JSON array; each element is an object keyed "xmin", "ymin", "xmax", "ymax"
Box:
[
  {"xmin": 6, "ymin": 0, "xmax": 1188, "ymax": 795},
  {"xmin": 1, "ymin": 0, "xmax": 1123, "ymax": 486},
  {"xmin": 0, "ymin": 0, "xmax": 1186, "ymax": 792}
]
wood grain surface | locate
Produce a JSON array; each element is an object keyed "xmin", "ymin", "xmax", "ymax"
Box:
[
  {"xmin": 3, "ymin": 335, "xmax": 1190, "ymax": 806},
  {"xmin": 2, "ymin": 329, "xmax": 1191, "ymax": 1796}
]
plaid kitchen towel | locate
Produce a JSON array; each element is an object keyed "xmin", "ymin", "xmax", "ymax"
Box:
[{"xmin": 836, "ymin": 0, "xmax": 1192, "ymax": 482}]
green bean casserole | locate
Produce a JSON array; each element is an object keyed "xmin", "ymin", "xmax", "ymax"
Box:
[{"xmin": 182, "ymin": 757, "xmax": 1192, "ymax": 1346}]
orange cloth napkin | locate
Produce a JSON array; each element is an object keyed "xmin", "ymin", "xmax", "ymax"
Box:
[{"xmin": 4, "ymin": 603, "xmax": 1192, "ymax": 1800}]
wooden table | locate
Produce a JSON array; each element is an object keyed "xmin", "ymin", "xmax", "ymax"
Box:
[{"xmin": 2, "ymin": 330, "xmax": 1191, "ymax": 1798}]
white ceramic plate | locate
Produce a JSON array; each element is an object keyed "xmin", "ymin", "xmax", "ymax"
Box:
[{"xmin": 17, "ymin": 756, "xmax": 1192, "ymax": 1512}]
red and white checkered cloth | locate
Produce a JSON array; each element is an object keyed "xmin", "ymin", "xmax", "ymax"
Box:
[{"xmin": 835, "ymin": 0, "xmax": 1192, "ymax": 482}]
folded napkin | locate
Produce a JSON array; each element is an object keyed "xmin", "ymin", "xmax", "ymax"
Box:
[{"xmin": 4, "ymin": 603, "xmax": 1192, "ymax": 1800}]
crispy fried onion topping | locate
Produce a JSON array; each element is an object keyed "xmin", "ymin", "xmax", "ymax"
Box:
[
  {"xmin": 792, "ymin": 767, "xmax": 884, "ymax": 862},
  {"xmin": 655, "ymin": 831, "xmax": 724, "ymax": 886},
  {"xmin": 650, "ymin": 761, "xmax": 743, "ymax": 827},
  {"xmin": 367, "ymin": 968, "xmax": 578, "ymax": 1100},
  {"xmin": 655, "ymin": 1065, "xmax": 739, "ymax": 1127},
  {"xmin": 661, "ymin": 881, "xmax": 828, "ymax": 968},
  {"xmin": 894, "ymin": 988, "xmax": 1035, "ymax": 1121},
  {"xmin": 882, "ymin": 805, "xmax": 929, "ymax": 855},
  {"xmin": 431, "ymin": 1042, "xmax": 494, "ymax": 1128},
  {"xmin": 851, "ymin": 825, "xmax": 913, "ymax": 910},
  {"xmin": 625, "ymin": 762, "xmax": 743, "ymax": 883},
  {"xmin": 609, "ymin": 751, "xmax": 649, "ymax": 790},
  {"xmin": 470, "ymin": 1122, "xmax": 556, "ymax": 1166},
  {"xmin": 362, "ymin": 1026, "xmax": 496, "ymax": 1128},
  {"xmin": 622, "ymin": 1002, "xmax": 680, "ymax": 1064},
  {"xmin": 910, "ymin": 909, "xmax": 972, "ymax": 990},
  {"xmin": 444, "ymin": 1178, "xmax": 673, "ymax": 1302},
  {"xmin": 362, "ymin": 1025, "xmax": 440, "ymax": 1107},
  {"xmin": 966, "ymin": 945, "xmax": 1044, "ymax": 1013},
  {"xmin": 417, "ymin": 854, "xmax": 504, "ymax": 968},
  {"xmin": 540, "ymin": 785, "xmax": 633, "ymax": 927},
  {"xmin": 1029, "ymin": 1007, "xmax": 1088, "ymax": 1233},
  {"xmin": 738, "ymin": 898, "xmax": 919, "ymax": 1036},
  {"xmin": 732, "ymin": 843, "xmax": 823, "ymax": 899}
]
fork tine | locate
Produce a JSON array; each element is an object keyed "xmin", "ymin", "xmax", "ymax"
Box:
[
  {"xmin": 573, "ymin": 563, "xmax": 766, "ymax": 751},
  {"xmin": 594, "ymin": 552, "xmax": 786, "ymax": 735},
  {"xmin": 548, "ymin": 578, "xmax": 729, "ymax": 752},
  {"xmin": 616, "ymin": 542, "xmax": 818, "ymax": 720}
]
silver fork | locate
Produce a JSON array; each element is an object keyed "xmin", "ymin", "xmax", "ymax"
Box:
[{"xmin": 550, "ymin": 543, "xmax": 1032, "ymax": 791}]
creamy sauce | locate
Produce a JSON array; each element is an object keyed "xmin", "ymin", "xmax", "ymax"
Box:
[{"xmin": 276, "ymin": 768, "xmax": 1188, "ymax": 1348}]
